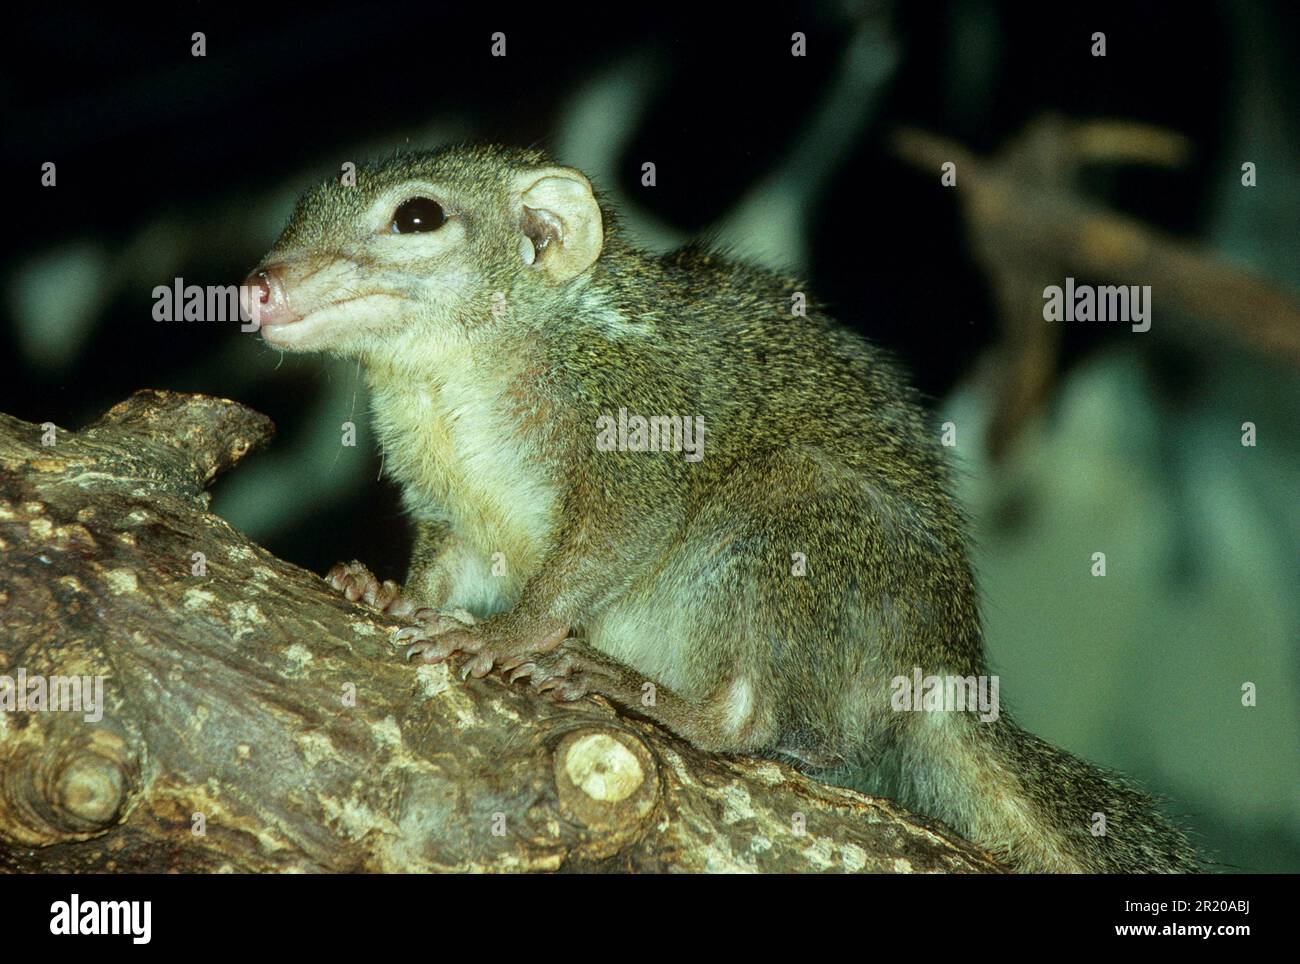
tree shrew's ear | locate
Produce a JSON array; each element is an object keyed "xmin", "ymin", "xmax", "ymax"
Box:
[{"xmin": 514, "ymin": 167, "xmax": 604, "ymax": 283}]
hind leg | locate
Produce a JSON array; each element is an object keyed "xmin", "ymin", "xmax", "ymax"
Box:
[
  {"xmin": 506, "ymin": 457, "xmax": 858, "ymax": 757},
  {"xmin": 518, "ymin": 449, "xmax": 935, "ymax": 770},
  {"xmin": 507, "ymin": 638, "xmax": 779, "ymax": 755}
]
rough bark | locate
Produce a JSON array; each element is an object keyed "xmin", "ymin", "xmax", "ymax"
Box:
[{"xmin": 0, "ymin": 390, "xmax": 1001, "ymax": 873}]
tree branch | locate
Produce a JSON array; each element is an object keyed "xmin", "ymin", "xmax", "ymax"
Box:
[{"xmin": 0, "ymin": 391, "xmax": 1000, "ymax": 873}]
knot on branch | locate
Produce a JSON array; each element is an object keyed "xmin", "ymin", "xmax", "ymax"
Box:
[
  {"xmin": 1, "ymin": 725, "xmax": 140, "ymax": 846},
  {"xmin": 554, "ymin": 728, "xmax": 658, "ymax": 859}
]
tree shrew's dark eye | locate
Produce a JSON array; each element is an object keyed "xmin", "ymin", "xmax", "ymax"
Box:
[{"xmin": 390, "ymin": 197, "xmax": 447, "ymax": 234}]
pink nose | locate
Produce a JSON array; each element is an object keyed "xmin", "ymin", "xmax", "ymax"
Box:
[{"xmin": 240, "ymin": 266, "xmax": 297, "ymax": 327}]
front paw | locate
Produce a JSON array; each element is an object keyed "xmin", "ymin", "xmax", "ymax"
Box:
[
  {"xmin": 394, "ymin": 607, "xmax": 479, "ymax": 663},
  {"xmin": 326, "ymin": 560, "xmax": 415, "ymax": 616},
  {"xmin": 399, "ymin": 613, "xmax": 568, "ymax": 681},
  {"xmin": 505, "ymin": 640, "xmax": 616, "ymax": 702}
]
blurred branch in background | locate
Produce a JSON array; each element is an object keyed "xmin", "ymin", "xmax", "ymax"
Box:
[{"xmin": 894, "ymin": 116, "xmax": 1300, "ymax": 460}]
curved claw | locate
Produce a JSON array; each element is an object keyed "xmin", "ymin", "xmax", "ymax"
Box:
[
  {"xmin": 405, "ymin": 627, "xmax": 479, "ymax": 665},
  {"xmin": 463, "ymin": 653, "xmax": 497, "ymax": 678},
  {"xmin": 406, "ymin": 640, "xmax": 442, "ymax": 663},
  {"xmin": 506, "ymin": 662, "xmax": 536, "ymax": 684},
  {"xmin": 393, "ymin": 624, "xmax": 428, "ymax": 644}
]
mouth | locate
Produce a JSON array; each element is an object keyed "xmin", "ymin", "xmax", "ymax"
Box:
[
  {"xmin": 258, "ymin": 294, "xmax": 399, "ymax": 350},
  {"xmin": 259, "ymin": 315, "xmax": 316, "ymax": 348},
  {"xmin": 258, "ymin": 298, "xmax": 369, "ymax": 350}
]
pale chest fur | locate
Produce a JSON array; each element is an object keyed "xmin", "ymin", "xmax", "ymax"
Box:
[{"xmin": 366, "ymin": 355, "xmax": 560, "ymax": 585}]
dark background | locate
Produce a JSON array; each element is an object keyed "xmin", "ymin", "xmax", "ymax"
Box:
[{"xmin": 3, "ymin": 1, "xmax": 1297, "ymax": 871}]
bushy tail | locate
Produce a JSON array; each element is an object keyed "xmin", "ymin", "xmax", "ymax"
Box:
[{"xmin": 894, "ymin": 711, "xmax": 1200, "ymax": 873}]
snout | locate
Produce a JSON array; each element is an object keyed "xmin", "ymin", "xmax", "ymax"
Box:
[{"xmin": 240, "ymin": 266, "xmax": 299, "ymax": 328}]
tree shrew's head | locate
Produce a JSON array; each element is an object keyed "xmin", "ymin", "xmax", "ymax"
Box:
[{"xmin": 241, "ymin": 144, "xmax": 607, "ymax": 361}]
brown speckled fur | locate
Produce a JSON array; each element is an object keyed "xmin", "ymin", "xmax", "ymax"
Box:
[{"xmin": 259, "ymin": 144, "xmax": 1199, "ymax": 873}]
